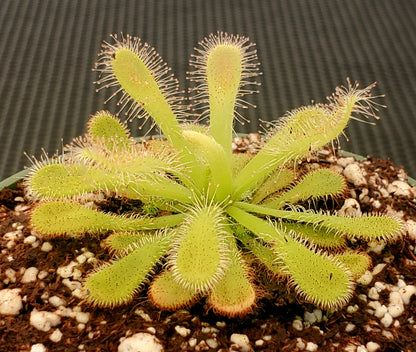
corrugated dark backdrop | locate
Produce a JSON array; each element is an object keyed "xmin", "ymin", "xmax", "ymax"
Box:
[{"xmin": 1, "ymin": 0, "xmax": 415, "ymax": 180}]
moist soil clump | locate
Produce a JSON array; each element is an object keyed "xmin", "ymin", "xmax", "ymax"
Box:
[{"xmin": 0, "ymin": 138, "xmax": 416, "ymax": 352}]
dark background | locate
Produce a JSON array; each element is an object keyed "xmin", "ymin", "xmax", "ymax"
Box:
[{"xmin": 1, "ymin": 0, "xmax": 415, "ymax": 180}]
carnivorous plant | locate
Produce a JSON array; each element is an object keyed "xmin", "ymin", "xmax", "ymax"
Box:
[{"xmin": 26, "ymin": 33, "xmax": 403, "ymax": 316}]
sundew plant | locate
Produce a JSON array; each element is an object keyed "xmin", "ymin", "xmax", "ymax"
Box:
[{"xmin": 26, "ymin": 33, "xmax": 403, "ymax": 317}]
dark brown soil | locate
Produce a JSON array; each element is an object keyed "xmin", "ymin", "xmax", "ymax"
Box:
[{"xmin": 1, "ymin": 146, "xmax": 416, "ymax": 352}]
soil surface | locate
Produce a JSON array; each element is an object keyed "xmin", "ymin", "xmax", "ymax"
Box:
[{"xmin": 1, "ymin": 139, "xmax": 416, "ymax": 352}]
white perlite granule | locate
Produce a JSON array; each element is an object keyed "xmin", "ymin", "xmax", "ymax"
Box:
[
  {"xmin": 24, "ymin": 235, "xmax": 37, "ymax": 245},
  {"xmin": 338, "ymin": 198, "xmax": 362, "ymax": 217},
  {"xmin": 118, "ymin": 333, "xmax": 163, "ymax": 352},
  {"xmin": 304, "ymin": 309, "xmax": 323, "ymax": 324},
  {"xmin": 305, "ymin": 341, "xmax": 318, "ymax": 351},
  {"xmin": 343, "ymin": 163, "xmax": 366, "ymax": 186},
  {"xmin": 4, "ymin": 268, "xmax": 17, "ymax": 284},
  {"xmin": 345, "ymin": 323, "xmax": 355, "ymax": 332},
  {"xmin": 405, "ymin": 220, "xmax": 416, "ymax": 241},
  {"xmin": 57, "ymin": 261, "xmax": 79, "ymax": 279},
  {"xmin": 49, "ymin": 296, "xmax": 66, "ymax": 307},
  {"xmin": 21, "ymin": 267, "xmax": 39, "ymax": 283},
  {"xmin": 174, "ymin": 325, "xmax": 191, "ymax": 337},
  {"xmin": 400, "ymin": 285, "xmax": 416, "ymax": 304},
  {"xmin": 30, "ymin": 309, "xmax": 61, "ymax": 332},
  {"xmin": 49, "ymin": 329, "xmax": 63, "ymax": 343},
  {"xmin": 366, "ymin": 341, "xmax": 381, "ymax": 352},
  {"xmin": 230, "ymin": 334, "xmax": 251, "ymax": 352},
  {"xmin": 357, "ymin": 271, "xmax": 373, "ymax": 286},
  {"xmin": 388, "ymin": 291, "xmax": 404, "ymax": 318},
  {"xmin": 292, "ymin": 319, "xmax": 303, "ymax": 331},
  {"xmin": 206, "ymin": 338, "xmax": 218, "ymax": 349},
  {"xmin": 30, "ymin": 344, "xmax": 47, "ymax": 352},
  {"xmin": 0, "ymin": 288, "xmax": 22, "ymax": 315},
  {"xmin": 40, "ymin": 242, "xmax": 53, "ymax": 252}
]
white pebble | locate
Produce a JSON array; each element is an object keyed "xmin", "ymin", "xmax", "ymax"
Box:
[
  {"xmin": 345, "ymin": 323, "xmax": 355, "ymax": 332},
  {"xmin": 358, "ymin": 188, "xmax": 370, "ymax": 203},
  {"xmin": 62, "ymin": 278, "xmax": 82, "ymax": 291},
  {"xmin": 15, "ymin": 204, "xmax": 31, "ymax": 212},
  {"xmin": 358, "ymin": 294, "xmax": 368, "ymax": 303},
  {"xmin": 357, "ymin": 271, "xmax": 373, "ymax": 286},
  {"xmin": 4, "ymin": 230, "xmax": 22, "ymax": 241},
  {"xmin": 397, "ymin": 279, "xmax": 406, "ymax": 288},
  {"xmin": 357, "ymin": 346, "xmax": 368, "ymax": 352},
  {"xmin": 0, "ymin": 288, "xmax": 22, "ymax": 315},
  {"xmin": 4, "ymin": 268, "xmax": 17, "ymax": 283},
  {"xmin": 74, "ymin": 312, "xmax": 90, "ymax": 324},
  {"xmin": 382, "ymin": 330, "xmax": 394, "ymax": 340},
  {"xmin": 372, "ymin": 199, "xmax": 381, "ymax": 209},
  {"xmin": 388, "ymin": 291, "xmax": 404, "ymax": 318},
  {"xmin": 372, "ymin": 264, "xmax": 386, "ymax": 277},
  {"xmin": 367, "ymin": 241, "xmax": 386, "ymax": 254},
  {"xmin": 255, "ymin": 339, "xmax": 264, "ymax": 346},
  {"xmin": 22, "ymin": 267, "xmax": 39, "ymax": 283},
  {"xmin": 230, "ymin": 333, "xmax": 251, "ymax": 352},
  {"xmin": 72, "ymin": 269, "xmax": 82, "ymax": 281},
  {"xmin": 38, "ymin": 271, "xmax": 48, "ymax": 280},
  {"xmin": 49, "ymin": 296, "xmax": 66, "ymax": 307},
  {"xmin": 366, "ymin": 342, "xmax": 381, "ymax": 352},
  {"xmin": 305, "ymin": 341, "xmax": 318, "ymax": 351},
  {"xmin": 188, "ymin": 338, "xmax": 197, "ymax": 347},
  {"xmin": 41, "ymin": 242, "xmax": 53, "ymax": 252},
  {"xmin": 201, "ymin": 326, "xmax": 219, "ymax": 333},
  {"xmin": 344, "ymin": 343, "xmax": 359, "ymax": 352},
  {"xmin": 76, "ymin": 254, "xmax": 87, "ymax": 264},
  {"xmin": 337, "ymin": 157, "xmax": 355, "ymax": 167},
  {"xmin": 206, "ymin": 338, "xmax": 218, "ymax": 349},
  {"xmin": 405, "ymin": 220, "xmax": 416, "ymax": 240},
  {"xmin": 57, "ymin": 261, "xmax": 78, "ymax": 279},
  {"xmin": 134, "ymin": 309, "xmax": 152, "ymax": 322},
  {"xmin": 338, "ymin": 198, "xmax": 362, "ymax": 217},
  {"xmin": 375, "ymin": 305, "xmax": 388, "ymax": 319},
  {"xmin": 399, "ymin": 285, "xmax": 416, "ymax": 304},
  {"xmin": 380, "ymin": 313, "xmax": 393, "ymax": 328},
  {"xmin": 388, "ymin": 304, "xmax": 404, "ymax": 318},
  {"xmin": 388, "ymin": 180, "xmax": 411, "ymax": 196},
  {"xmin": 6, "ymin": 240, "xmax": 16, "ymax": 249},
  {"xmin": 24, "ymin": 235, "xmax": 37, "ymax": 245},
  {"xmin": 83, "ymin": 251, "xmax": 94, "ymax": 259},
  {"xmin": 364, "ymin": 324, "xmax": 373, "ymax": 332},
  {"xmin": 30, "ymin": 344, "xmax": 47, "ymax": 352},
  {"xmin": 55, "ymin": 306, "xmax": 72, "ymax": 317},
  {"xmin": 296, "ymin": 338, "xmax": 306, "ymax": 350},
  {"xmin": 174, "ymin": 325, "xmax": 191, "ymax": 337},
  {"xmin": 304, "ymin": 309, "xmax": 323, "ymax": 324},
  {"xmin": 367, "ymin": 287, "xmax": 379, "ymax": 300},
  {"xmin": 49, "ymin": 329, "xmax": 63, "ymax": 343},
  {"xmin": 374, "ymin": 281, "xmax": 387, "ymax": 291},
  {"xmin": 344, "ymin": 164, "xmax": 366, "ymax": 186},
  {"xmin": 72, "ymin": 288, "xmax": 88, "ymax": 300},
  {"xmin": 292, "ymin": 319, "xmax": 303, "ymax": 331},
  {"xmin": 346, "ymin": 304, "xmax": 359, "ymax": 314},
  {"xmin": 30, "ymin": 309, "xmax": 61, "ymax": 332},
  {"xmin": 118, "ymin": 333, "xmax": 163, "ymax": 352}
]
